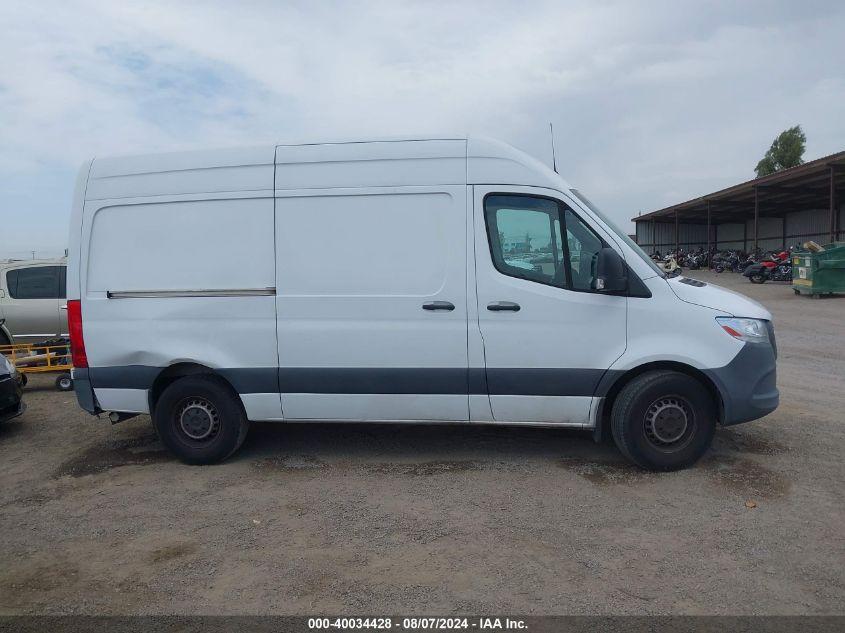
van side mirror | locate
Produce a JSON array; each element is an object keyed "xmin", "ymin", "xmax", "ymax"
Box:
[{"xmin": 592, "ymin": 247, "xmax": 627, "ymax": 293}]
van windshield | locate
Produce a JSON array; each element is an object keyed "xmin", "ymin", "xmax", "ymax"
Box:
[{"xmin": 569, "ymin": 189, "xmax": 665, "ymax": 278}]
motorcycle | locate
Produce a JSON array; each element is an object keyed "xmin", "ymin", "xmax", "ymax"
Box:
[
  {"xmin": 743, "ymin": 251, "xmax": 792, "ymax": 284},
  {"xmin": 657, "ymin": 255, "xmax": 682, "ymax": 277},
  {"xmin": 684, "ymin": 249, "xmax": 707, "ymax": 270},
  {"xmin": 712, "ymin": 251, "xmax": 741, "ymax": 273},
  {"xmin": 737, "ymin": 253, "xmax": 759, "ymax": 273}
]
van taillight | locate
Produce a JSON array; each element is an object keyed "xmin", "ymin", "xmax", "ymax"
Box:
[{"xmin": 67, "ymin": 300, "xmax": 88, "ymax": 368}]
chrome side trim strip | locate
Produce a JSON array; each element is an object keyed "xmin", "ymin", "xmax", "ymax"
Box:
[{"xmin": 106, "ymin": 287, "xmax": 276, "ymax": 299}]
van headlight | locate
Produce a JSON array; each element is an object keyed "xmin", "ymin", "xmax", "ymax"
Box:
[{"xmin": 716, "ymin": 317, "xmax": 770, "ymax": 344}]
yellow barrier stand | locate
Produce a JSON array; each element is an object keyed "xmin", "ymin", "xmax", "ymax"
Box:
[{"xmin": 0, "ymin": 342, "xmax": 74, "ymax": 390}]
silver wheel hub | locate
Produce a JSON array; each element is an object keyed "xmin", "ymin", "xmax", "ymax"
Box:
[
  {"xmin": 645, "ymin": 397, "xmax": 689, "ymax": 445},
  {"xmin": 178, "ymin": 399, "xmax": 219, "ymax": 440}
]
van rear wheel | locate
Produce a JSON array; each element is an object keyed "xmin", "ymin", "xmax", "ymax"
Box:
[
  {"xmin": 610, "ymin": 370, "xmax": 716, "ymax": 471},
  {"xmin": 153, "ymin": 375, "xmax": 249, "ymax": 464}
]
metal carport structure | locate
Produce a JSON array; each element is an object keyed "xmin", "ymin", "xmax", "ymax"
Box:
[{"xmin": 634, "ymin": 150, "xmax": 845, "ymax": 254}]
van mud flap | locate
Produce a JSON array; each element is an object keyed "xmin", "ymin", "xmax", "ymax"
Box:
[{"xmin": 72, "ymin": 368, "xmax": 102, "ymax": 415}]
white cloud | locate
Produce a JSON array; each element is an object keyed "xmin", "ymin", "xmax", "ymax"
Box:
[{"xmin": 0, "ymin": 0, "xmax": 843, "ymax": 253}]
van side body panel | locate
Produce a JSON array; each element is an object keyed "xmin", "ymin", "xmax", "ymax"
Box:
[
  {"xmin": 274, "ymin": 140, "xmax": 470, "ymax": 421},
  {"xmin": 77, "ymin": 147, "xmax": 280, "ymax": 421}
]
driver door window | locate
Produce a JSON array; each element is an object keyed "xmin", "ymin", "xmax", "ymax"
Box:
[
  {"xmin": 484, "ymin": 194, "xmax": 606, "ymax": 292},
  {"xmin": 485, "ymin": 195, "xmax": 567, "ymax": 289}
]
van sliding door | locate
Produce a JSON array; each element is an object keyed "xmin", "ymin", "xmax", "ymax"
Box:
[{"xmin": 274, "ymin": 186, "xmax": 470, "ymax": 421}]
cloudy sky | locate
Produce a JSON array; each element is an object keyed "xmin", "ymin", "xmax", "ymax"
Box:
[{"xmin": 1, "ymin": 0, "xmax": 843, "ymax": 258}]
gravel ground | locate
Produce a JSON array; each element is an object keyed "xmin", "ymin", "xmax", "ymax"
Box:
[{"xmin": 0, "ymin": 270, "xmax": 843, "ymax": 615}]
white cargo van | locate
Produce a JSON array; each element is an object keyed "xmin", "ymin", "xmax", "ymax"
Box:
[{"xmin": 67, "ymin": 136, "xmax": 778, "ymax": 470}]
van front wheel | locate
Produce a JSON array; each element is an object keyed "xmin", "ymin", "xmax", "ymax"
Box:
[
  {"xmin": 610, "ymin": 370, "xmax": 716, "ymax": 471},
  {"xmin": 153, "ymin": 375, "xmax": 249, "ymax": 464}
]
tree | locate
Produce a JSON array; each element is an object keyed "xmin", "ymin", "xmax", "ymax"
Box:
[{"xmin": 755, "ymin": 125, "xmax": 806, "ymax": 177}]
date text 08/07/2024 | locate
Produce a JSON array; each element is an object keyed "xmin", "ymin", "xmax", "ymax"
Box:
[{"xmin": 307, "ymin": 617, "xmax": 528, "ymax": 630}]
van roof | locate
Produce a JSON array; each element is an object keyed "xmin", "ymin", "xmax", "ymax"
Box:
[{"xmin": 85, "ymin": 136, "xmax": 571, "ymax": 200}]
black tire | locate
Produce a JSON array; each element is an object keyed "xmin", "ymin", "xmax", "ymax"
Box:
[
  {"xmin": 610, "ymin": 370, "xmax": 716, "ymax": 471},
  {"xmin": 153, "ymin": 375, "xmax": 249, "ymax": 464},
  {"xmin": 749, "ymin": 273, "xmax": 765, "ymax": 284},
  {"xmin": 0, "ymin": 331, "xmax": 10, "ymax": 347},
  {"xmin": 55, "ymin": 373, "xmax": 74, "ymax": 391}
]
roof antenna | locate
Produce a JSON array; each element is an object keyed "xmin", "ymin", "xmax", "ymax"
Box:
[{"xmin": 549, "ymin": 122, "xmax": 558, "ymax": 173}]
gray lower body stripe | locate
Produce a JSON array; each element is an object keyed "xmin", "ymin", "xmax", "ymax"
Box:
[
  {"xmin": 486, "ymin": 368, "xmax": 608, "ymax": 397},
  {"xmin": 89, "ymin": 366, "xmax": 618, "ymax": 397},
  {"xmin": 279, "ymin": 368, "xmax": 468, "ymax": 395},
  {"xmin": 90, "ymin": 366, "xmax": 278, "ymax": 394},
  {"xmin": 219, "ymin": 368, "xmax": 280, "ymax": 394},
  {"xmin": 90, "ymin": 366, "xmax": 160, "ymax": 390}
]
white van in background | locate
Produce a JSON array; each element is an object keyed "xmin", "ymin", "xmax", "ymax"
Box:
[{"xmin": 66, "ymin": 137, "xmax": 778, "ymax": 470}]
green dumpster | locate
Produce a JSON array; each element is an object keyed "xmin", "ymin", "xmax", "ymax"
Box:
[{"xmin": 792, "ymin": 242, "xmax": 845, "ymax": 298}]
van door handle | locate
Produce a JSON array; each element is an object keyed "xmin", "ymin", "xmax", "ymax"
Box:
[
  {"xmin": 487, "ymin": 301, "xmax": 521, "ymax": 312},
  {"xmin": 422, "ymin": 301, "xmax": 455, "ymax": 311}
]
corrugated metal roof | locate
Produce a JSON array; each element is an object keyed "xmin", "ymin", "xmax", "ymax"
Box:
[{"xmin": 634, "ymin": 150, "xmax": 845, "ymax": 224}]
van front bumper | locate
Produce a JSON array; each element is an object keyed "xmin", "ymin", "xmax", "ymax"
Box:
[{"xmin": 704, "ymin": 338, "xmax": 779, "ymax": 426}]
